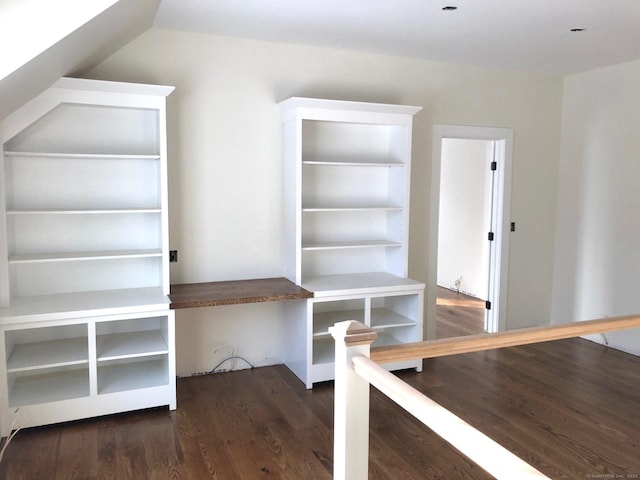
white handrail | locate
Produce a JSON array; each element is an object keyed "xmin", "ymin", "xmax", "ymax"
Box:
[
  {"xmin": 330, "ymin": 319, "xmax": 553, "ymax": 480},
  {"xmin": 352, "ymin": 355, "xmax": 551, "ymax": 480}
]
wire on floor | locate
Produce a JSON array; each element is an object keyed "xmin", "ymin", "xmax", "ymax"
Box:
[
  {"xmin": 0, "ymin": 409, "xmax": 28, "ymax": 465},
  {"xmin": 209, "ymin": 355, "xmax": 255, "ymax": 374}
]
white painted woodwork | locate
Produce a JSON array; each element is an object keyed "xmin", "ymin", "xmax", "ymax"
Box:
[
  {"xmin": 279, "ymin": 97, "xmax": 425, "ymax": 388},
  {"xmin": 330, "ymin": 320, "xmax": 376, "ymax": 480},
  {"xmin": 0, "ymin": 78, "xmax": 176, "ymax": 436},
  {"xmin": 351, "ymin": 354, "xmax": 551, "ymax": 479},
  {"xmin": 331, "ymin": 319, "xmax": 551, "ymax": 479},
  {"xmin": 0, "ymin": 77, "xmax": 174, "ymax": 304},
  {"xmin": 279, "ymin": 97, "xmax": 421, "ymax": 286},
  {"xmin": 0, "ymin": 288, "xmax": 169, "ymax": 324},
  {"xmin": 0, "ymin": 309, "xmax": 176, "ymax": 435}
]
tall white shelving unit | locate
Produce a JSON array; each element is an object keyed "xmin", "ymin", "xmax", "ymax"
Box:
[
  {"xmin": 0, "ymin": 78, "xmax": 176, "ymax": 436},
  {"xmin": 279, "ymin": 97, "xmax": 425, "ymax": 388}
]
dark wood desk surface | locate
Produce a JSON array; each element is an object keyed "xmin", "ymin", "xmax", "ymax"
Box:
[{"xmin": 169, "ymin": 277, "xmax": 313, "ymax": 309}]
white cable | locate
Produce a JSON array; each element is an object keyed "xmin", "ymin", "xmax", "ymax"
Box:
[{"xmin": 0, "ymin": 409, "xmax": 28, "ymax": 465}]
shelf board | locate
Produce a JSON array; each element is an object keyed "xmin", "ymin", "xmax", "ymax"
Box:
[
  {"xmin": 311, "ymin": 333, "xmax": 411, "ymax": 370},
  {"xmin": 0, "ymin": 287, "xmax": 170, "ymax": 322},
  {"xmin": 313, "ymin": 309, "xmax": 416, "ymax": 339},
  {"xmin": 97, "ymin": 331, "xmax": 168, "ymax": 361},
  {"xmin": 7, "ymin": 337, "xmax": 89, "ymax": 372},
  {"xmin": 372, "ymin": 332, "xmax": 403, "ymax": 348},
  {"xmin": 4, "ymin": 151, "xmax": 160, "ymax": 160},
  {"xmin": 312, "ymin": 339, "xmax": 335, "ymax": 365},
  {"xmin": 9, "ymin": 368, "xmax": 90, "ymax": 407},
  {"xmin": 371, "ymin": 308, "xmax": 417, "ymax": 330},
  {"xmin": 9, "ymin": 249, "xmax": 162, "ymax": 264},
  {"xmin": 303, "ymin": 159, "xmax": 404, "ymax": 167},
  {"xmin": 98, "ymin": 358, "xmax": 168, "ymax": 395},
  {"xmin": 6, "ymin": 209, "xmax": 161, "ymax": 215},
  {"xmin": 302, "ymin": 204, "xmax": 403, "ymax": 212},
  {"xmin": 303, "ymin": 272, "xmax": 425, "ymax": 297},
  {"xmin": 302, "ymin": 240, "xmax": 402, "ymax": 251},
  {"xmin": 313, "ymin": 309, "xmax": 365, "ymax": 337},
  {"xmin": 302, "ymin": 197, "xmax": 404, "ymax": 212}
]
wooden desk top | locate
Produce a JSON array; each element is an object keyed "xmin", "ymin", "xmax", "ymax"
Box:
[{"xmin": 169, "ymin": 277, "xmax": 313, "ymax": 309}]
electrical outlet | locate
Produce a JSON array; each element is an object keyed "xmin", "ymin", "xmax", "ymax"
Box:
[{"xmin": 169, "ymin": 250, "xmax": 178, "ymax": 262}]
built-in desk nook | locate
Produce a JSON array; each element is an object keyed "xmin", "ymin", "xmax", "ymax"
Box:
[
  {"xmin": 169, "ymin": 278, "xmax": 313, "ymax": 309},
  {"xmin": 0, "ymin": 78, "xmax": 425, "ymax": 434}
]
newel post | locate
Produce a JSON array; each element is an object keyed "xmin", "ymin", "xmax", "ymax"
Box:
[{"xmin": 329, "ymin": 320, "xmax": 377, "ymax": 480}]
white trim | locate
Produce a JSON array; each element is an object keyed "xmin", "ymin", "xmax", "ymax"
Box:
[
  {"xmin": 0, "ymin": 147, "xmax": 8, "ymax": 306},
  {"xmin": 428, "ymin": 125, "xmax": 513, "ymax": 338},
  {"xmin": 352, "ymin": 355, "xmax": 550, "ymax": 480}
]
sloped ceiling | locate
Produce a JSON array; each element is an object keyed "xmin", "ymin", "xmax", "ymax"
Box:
[
  {"xmin": 0, "ymin": 0, "xmax": 160, "ymax": 122},
  {"xmin": 3, "ymin": 0, "xmax": 640, "ymax": 122}
]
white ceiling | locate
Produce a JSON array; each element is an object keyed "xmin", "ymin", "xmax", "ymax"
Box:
[{"xmin": 154, "ymin": 0, "xmax": 640, "ymax": 75}]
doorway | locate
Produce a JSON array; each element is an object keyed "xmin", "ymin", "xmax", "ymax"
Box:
[
  {"xmin": 437, "ymin": 138, "xmax": 494, "ymax": 337},
  {"xmin": 427, "ymin": 125, "xmax": 513, "ymax": 340}
]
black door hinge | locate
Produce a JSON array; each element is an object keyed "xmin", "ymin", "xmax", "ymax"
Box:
[
  {"xmin": 485, "ymin": 300, "xmax": 492, "ymax": 310},
  {"xmin": 488, "ymin": 232, "xmax": 494, "ymax": 241}
]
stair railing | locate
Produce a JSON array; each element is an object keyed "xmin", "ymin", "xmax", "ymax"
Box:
[{"xmin": 330, "ymin": 314, "xmax": 640, "ymax": 480}]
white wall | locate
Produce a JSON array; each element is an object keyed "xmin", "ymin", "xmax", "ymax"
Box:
[
  {"xmin": 552, "ymin": 59, "xmax": 640, "ymax": 355},
  {"xmin": 86, "ymin": 28, "xmax": 563, "ymax": 375},
  {"xmin": 0, "ymin": 0, "xmax": 159, "ymax": 120},
  {"xmin": 437, "ymin": 139, "xmax": 492, "ymax": 299}
]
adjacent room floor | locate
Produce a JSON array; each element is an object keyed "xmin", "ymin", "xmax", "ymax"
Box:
[
  {"xmin": 436, "ymin": 286, "xmax": 486, "ymax": 338},
  {"xmin": 1, "ymin": 337, "xmax": 639, "ymax": 479}
]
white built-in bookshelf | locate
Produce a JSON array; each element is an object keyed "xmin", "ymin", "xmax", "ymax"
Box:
[
  {"xmin": 0, "ymin": 78, "xmax": 176, "ymax": 436},
  {"xmin": 279, "ymin": 97, "xmax": 425, "ymax": 388}
]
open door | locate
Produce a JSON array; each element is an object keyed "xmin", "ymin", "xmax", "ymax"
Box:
[
  {"xmin": 437, "ymin": 138, "xmax": 495, "ymax": 335},
  {"xmin": 428, "ymin": 125, "xmax": 513, "ymax": 340}
]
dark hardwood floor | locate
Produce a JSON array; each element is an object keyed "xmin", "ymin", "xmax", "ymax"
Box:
[
  {"xmin": 436, "ymin": 286, "xmax": 486, "ymax": 338},
  {"xmin": 2, "ymin": 337, "xmax": 640, "ymax": 479}
]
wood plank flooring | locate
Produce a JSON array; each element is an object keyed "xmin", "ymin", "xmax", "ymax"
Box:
[
  {"xmin": 436, "ymin": 286, "xmax": 486, "ymax": 338},
  {"xmin": 1, "ymin": 338, "xmax": 639, "ymax": 479}
]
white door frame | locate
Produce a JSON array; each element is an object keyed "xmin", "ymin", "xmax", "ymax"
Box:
[{"xmin": 427, "ymin": 125, "xmax": 513, "ymax": 339}]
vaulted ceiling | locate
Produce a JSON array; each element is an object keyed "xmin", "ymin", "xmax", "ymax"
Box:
[
  {"xmin": 0, "ymin": 0, "xmax": 159, "ymax": 121},
  {"xmin": 2, "ymin": 0, "xmax": 640, "ymax": 121}
]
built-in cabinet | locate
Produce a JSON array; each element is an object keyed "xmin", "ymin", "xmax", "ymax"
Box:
[
  {"xmin": 0, "ymin": 78, "xmax": 175, "ymax": 436},
  {"xmin": 279, "ymin": 97, "xmax": 425, "ymax": 388},
  {"xmin": 1, "ymin": 310, "xmax": 174, "ymax": 432}
]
